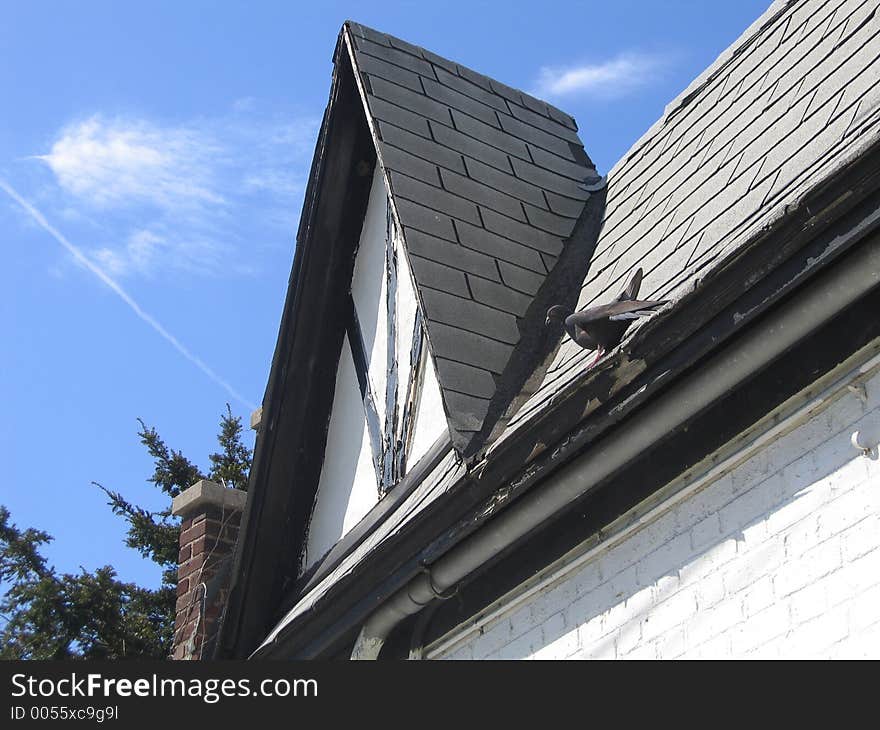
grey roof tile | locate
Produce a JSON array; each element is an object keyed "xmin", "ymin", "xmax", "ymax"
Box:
[
  {"xmin": 463, "ymin": 156, "xmax": 548, "ymax": 208},
  {"xmin": 385, "ymin": 34, "xmax": 427, "ymax": 59},
  {"xmin": 517, "ymin": 93, "xmax": 552, "ymax": 118},
  {"xmin": 498, "ymin": 260, "xmax": 544, "ymax": 295},
  {"xmin": 381, "ymin": 145, "xmax": 441, "ymax": 186},
  {"xmin": 467, "ymin": 275, "xmax": 532, "ymax": 317},
  {"xmin": 545, "ymin": 104, "xmax": 578, "ymax": 131},
  {"xmin": 409, "ymin": 255, "xmax": 471, "ymax": 298},
  {"xmin": 378, "ymin": 122, "xmax": 466, "ymax": 174},
  {"xmin": 395, "ymin": 199, "xmax": 456, "ymax": 240},
  {"xmin": 420, "ymin": 288, "xmax": 520, "ymax": 344},
  {"xmin": 369, "ymin": 77, "xmax": 452, "ymax": 125},
  {"xmin": 497, "ymin": 113, "xmax": 578, "ymax": 160},
  {"xmin": 422, "ymin": 77, "xmax": 501, "ymax": 127},
  {"xmin": 421, "ymin": 48, "xmax": 459, "ymax": 75},
  {"xmin": 456, "ymin": 64, "xmax": 495, "ymax": 92},
  {"xmin": 540, "ymin": 252, "xmax": 558, "ymax": 271},
  {"xmin": 489, "ymin": 77, "xmax": 526, "ymax": 106},
  {"xmin": 428, "ymin": 322, "xmax": 513, "ymax": 374},
  {"xmin": 545, "ymin": 190, "xmax": 588, "ymax": 218},
  {"xmin": 347, "ymin": 21, "xmax": 391, "ymax": 47},
  {"xmin": 524, "ymin": 144, "xmax": 595, "ymax": 181},
  {"xmin": 351, "ymin": 35, "xmax": 436, "ymax": 78},
  {"xmin": 389, "ymin": 171, "xmax": 480, "ymax": 225},
  {"xmin": 404, "ymin": 228, "xmax": 501, "ymax": 281},
  {"xmin": 444, "ymin": 391, "xmax": 491, "ymax": 431},
  {"xmin": 434, "ymin": 66, "xmax": 510, "ymax": 113},
  {"xmin": 523, "ymin": 202, "xmax": 578, "ymax": 236},
  {"xmin": 510, "ymin": 155, "xmax": 592, "ymax": 196},
  {"xmin": 480, "ymin": 208, "xmax": 565, "ymax": 256},
  {"xmin": 454, "ymin": 220, "xmax": 547, "ymax": 272},
  {"xmin": 357, "ymin": 53, "xmax": 424, "ymax": 92},
  {"xmin": 367, "ymin": 97, "xmax": 431, "ymax": 138},
  {"xmin": 435, "ymin": 358, "xmax": 498, "ymax": 399},
  {"xmin": 507, "ymin": 102, "xmax": 583, "ymax": 144},
  {"xmin": 438, "ymin": 167, "xmax": 527, "ymax": 222},
  {"xmin": 428, "ymin": 120, "xmax": 514, "ymax": 173},
  {"xmin": 450, "ymin": 109, "xmax": 531, "ymax": 159}
]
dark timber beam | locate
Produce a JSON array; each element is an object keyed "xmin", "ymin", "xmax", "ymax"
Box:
[{"xmin": 348, "ymin": 295, "xmax": 385, "ymax": 488}]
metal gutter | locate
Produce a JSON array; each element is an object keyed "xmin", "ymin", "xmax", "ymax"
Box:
[
  {"xmin": 350, "ymin": 234, "xmax": 880, "ymax": 659},
  {"xmin": 425, "ymin": 337, "xmax": 880, "ymax": 657}
]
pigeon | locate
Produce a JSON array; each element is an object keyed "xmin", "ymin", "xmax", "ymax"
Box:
[{"xmin": 545, "ymin": 268, "xmax": 667, "ymax": 367}]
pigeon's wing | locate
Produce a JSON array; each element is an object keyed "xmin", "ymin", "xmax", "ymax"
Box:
[
  {"xmin": 609, "ymin": 309, "xmax": 661, "ymax": 321},
  {"xmin": 617, "ymin": 267, "xmax": 643, "ymax": 301},
  {"xmin": 569, "ymin": 298, "xmax": 667, "ymax": 325}
]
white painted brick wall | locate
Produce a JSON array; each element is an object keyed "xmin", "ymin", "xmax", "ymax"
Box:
[{"xmin": 434, "ymin": 364, "xmax": 880, "ymax": 660}]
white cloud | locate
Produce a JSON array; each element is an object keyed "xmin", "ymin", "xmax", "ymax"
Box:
[
  {"xmin": 90, "ymin": 228, "xmax": 230, "ymax": 278},
  {"xmin": 38, "ymin": 116, "xmax": 222, "ymax": 212},
  {"xmin": 532, "ymin": 52, "xmax": 669, "ymax": 99},
  {"xmin": 34, "ymin": 109, "xmax": 320, "ymax": 279}
]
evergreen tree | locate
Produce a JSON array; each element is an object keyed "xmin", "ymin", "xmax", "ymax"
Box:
[{"xmin": 0, "ymin": 406, "xmax": 251, "ymax": 659}]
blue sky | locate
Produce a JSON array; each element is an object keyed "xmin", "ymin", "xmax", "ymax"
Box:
[{"xmin": 0, "ymin": 0, "xmax": 771, "ymax": 589}]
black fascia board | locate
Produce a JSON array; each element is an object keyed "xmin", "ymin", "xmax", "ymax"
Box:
[
  {"xmin": 214, "ymin": 32, "xmax": 378, "ymax": 659},
  {"xmin": 251, "ymin": 135, "xmax": 880, "ymax": 660}
]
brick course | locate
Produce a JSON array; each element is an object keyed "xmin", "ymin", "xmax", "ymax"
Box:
[
  {"xmin": 434, "ymin": 364, "xmax": 880, "ymax": 660},
  {"xmin": 170, "ymin": 480, "xmax": 246, "ymax": 660}
]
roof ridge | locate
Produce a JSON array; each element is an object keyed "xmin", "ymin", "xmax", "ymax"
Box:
[{"xmin": 343, "ymin": 19, "xmax": 579, "ymax": 134}]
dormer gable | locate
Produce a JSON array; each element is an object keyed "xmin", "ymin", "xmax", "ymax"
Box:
[
  {"xmin": 344, "ymin": 21, "xmax": 607, "ymax": 460},
  {"xmin": 223, "ymin": 21, "xmax": 607, "ymax": 626}
]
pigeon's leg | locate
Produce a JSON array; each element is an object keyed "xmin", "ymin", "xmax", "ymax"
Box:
[{"xmin": 587, "ymin": 346, "xmax": 605, "ymax": 368}]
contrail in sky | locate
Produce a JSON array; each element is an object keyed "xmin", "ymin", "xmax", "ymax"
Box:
[{"xmin": 0, "ymin": 178, "xmax": 257, "ymax": 412}]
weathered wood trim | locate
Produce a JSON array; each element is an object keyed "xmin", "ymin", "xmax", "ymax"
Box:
[
  {"xmin": 398, "ymin": 311, "xmax": 426, "ymax": 478},
  {"xmin": 348, "ymin": 295, "xmax": 385, "ymax": 490},
  {"xmin": 382, "ymin": 199, "xmax": 400, "ymax": 493}
]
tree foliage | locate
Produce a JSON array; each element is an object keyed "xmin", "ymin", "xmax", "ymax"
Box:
[{"xmin": 0, "ymin": 406, "xmax": 251, "ymax": 660}]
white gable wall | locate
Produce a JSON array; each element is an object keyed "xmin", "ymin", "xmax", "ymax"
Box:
[
  {"xmin": 429, "ymin": 349, "xmax": 880, "ymax": 659},
  {"xmin": 305, "ymin": 164, "xmax": 451, "ymax": 568},
  {"xmin": 409, "ymin": 349, "xmax": 446, "ymax": 467},
  {"xmin": 352, "ymin": 164, "xmax": 389, "ymax": 428},
  {"xmin": 304, "ymin": 167, "xmax": 390, "ymax": 568},
  {"xmin": 396, "ymin": 240, "xmax": 448, "ymax": 469},
  {"xmin": 305, "ymin": 335, "xmax": 379, "ymax": 568}
]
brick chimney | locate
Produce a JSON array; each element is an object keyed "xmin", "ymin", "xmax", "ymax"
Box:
[{"xmin": 171, "ymin": 479, "xmax": 247, "ymax": 660}]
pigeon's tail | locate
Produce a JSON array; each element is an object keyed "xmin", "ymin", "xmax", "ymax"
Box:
[{"xmin": 620, "ymin": 267, "xmax": 643, "ymax": 301}]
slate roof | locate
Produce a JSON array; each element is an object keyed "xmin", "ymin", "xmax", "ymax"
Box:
[
  {"xmin": 344, "ymin": 21, "xmax": 605, "ymax": 458},
  {"xmin": 489, "ymin": 0, "xmax": 880, "ymax": 449},
  {"xmin": 256, "ymin": 0, "xmax": 880, "ymax": 648}
]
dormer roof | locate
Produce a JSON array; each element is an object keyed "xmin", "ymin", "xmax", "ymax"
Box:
[{"xmin": 342, "ymin": 21, "xmax": 606, "ymax": 457}]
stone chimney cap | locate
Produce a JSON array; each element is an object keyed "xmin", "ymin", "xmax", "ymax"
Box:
[
  {"xmin": 172, "ymin": 479, "xmax": 247, "ymax": 518},
  {"xmin": 250, "ymin": 406, "xmax": 263, "ymax": 432}
]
